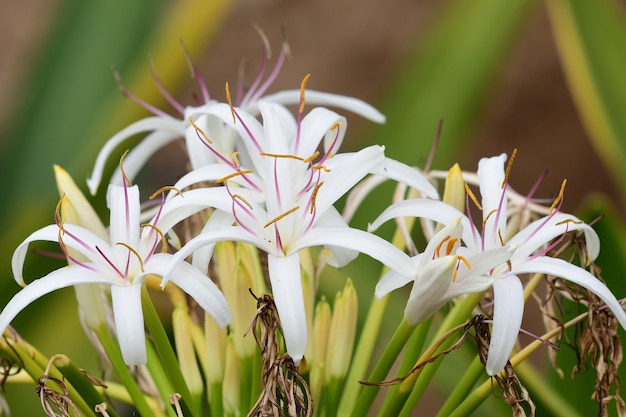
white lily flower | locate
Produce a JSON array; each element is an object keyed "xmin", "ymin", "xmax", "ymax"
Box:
[
  {"xmin": 87, "ymin": 42, "xmax": 386, "ymax": 195},
  {"xmin": 370, "ymin": 153, "xmax": 626, "ymax": 375},
  {"xmin": 0, "ymin": 183, "xmax": 231, "ymax": 366},
  {"xmin": 159, "ymin": 100, "xmax": 431, "ymax": 364}
]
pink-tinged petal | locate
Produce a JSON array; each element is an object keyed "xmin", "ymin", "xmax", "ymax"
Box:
[
  {"xmin": 12, "ymin": 224, "xmax": 112, "ymax": 286},
  {"xmin": 477, "ymin": 154, "xmax": 508, "ymax": 250},
  {"xmin": 0, "ymin": 266, "xmax": 116, "ymax": 336},
  {"xmin": 267, "ymin": 254, "xmax": 307, "ymax": 364},
  {"xmin": 261, "ymin": 89, "xmax": 386, "ymax": 124},
  {"xmin": 313, "ymin": 146, "xmax": 385, "ymax": 214},
  {"xmin": 404, "ymin": 256, "xmax": 457, "ymax": 325},
  {"xmin": 514, "ymin": 257, "xmax": 626, "ymax": 329},
  {"xmin": 368, "ymin": 200, "xmax": 478, "ymax": 252},
  {"xmin": 293, "ymin": 226, "xmax": 415, "ymax": 277},
  {"xmin": 149, "ymin": 254, "xmax": 232, "ymax": 328},
  {"xmin": 162, "ymin": 227, "xmax": 274, "ymax": 284},
  {"xmin": 371, "ymin": 158, "xmax": 438, "ymax": 199},
  {"xmin": 294, "ymin": 107, "xmax": 347, "ymax": 157},
  {"xmin": 184, "ymin": 112, "xmax": 240, "ymax": 170},
  {"xmin": 486, "ymin": 275, "xmax": 524, "ymax": 376},
  {"xmin": 155, "ymin": 188, "xmax": 260, "ymax": 236},
  {"xmin": 111, "ymin": 283, "xmax": 147, "ymax": 365},
  {"xmin": 107, "ymin": 184, "xmax": 140, "ymax": 250},
  {"xmin": 375, "ymin": 259, "xmax": 420, "ymax": 298},
  {"xmin": 108, "ymin": 130, "xmax": 182, "ymax": 187},
  {"xmin": 87, "ymin": 116, "xmax": 184, "ymax": 195},
  {"xmin": 507, "ymin": 212, "xmax": 600, "ymax": 262}
]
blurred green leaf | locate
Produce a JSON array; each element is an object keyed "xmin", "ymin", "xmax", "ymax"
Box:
[{"xmin": 546, "ymin": 0, "xmax": 626, "ymax": 203}]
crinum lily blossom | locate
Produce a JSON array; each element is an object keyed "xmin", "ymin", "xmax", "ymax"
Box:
[
  {"xmin": 158, "ymin": 99, "xmax": 438, "ymax": 364},
  {"xmin": 369, "ymin": 153, "xmax": 626, "ymax": 375},
  {"xmin": 86, "ymin": 41, "xmax": 387, "ymax": 195},
  {"xmin": 0, "ymin": 181, "xmax": 232, "ymax": 366}
]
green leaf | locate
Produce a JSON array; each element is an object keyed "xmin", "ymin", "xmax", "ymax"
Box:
[{"xmin": 546, "ymin": 0, "xmax": 626, "ymax": 202}]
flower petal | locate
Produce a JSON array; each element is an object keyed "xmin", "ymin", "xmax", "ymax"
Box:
[
  {"xmin": 514, "ymin": 257, "xmax": 626, "ymax": 329},
  {"xmin": 260, "ymin": 89, "xmax": 386, "ymax": 124},
  {"xmin": 0, "ymin": 266, "xmax": 115, "ymax": 336},
  {"xmin": 477, "ymin": 154, "xmax": 508, "ymax": 250},
  {"xmin": 150, "ymin": 254, "xmax": 232, "ymax": 327},
  {"xmin": 370, "ymin": 158, "xmax": 438, "ymax": 199},
  {"xmin": 294, "ymin": 107, "xmax": 347, "ymax": 157},
  {"xmin": 111, "ymin": 283, "xmax": 147, "ymax": 365},
  {"xmin": 267, "ymin": 253, "xmax": 307, "ymax": 364},
  {"xmin": 293, "ymin": 226, "xmax": 415, "ymax": 277},
  {"xmin": 486, "ymin": 275, "xmax": 524, "ymax": 375},
  {"xmin": 87, "ymin": 116, "xmax": 184, "ymax": 195},
  {"xmin": 404, "ymin": 256, "xmax": 457, "ymax": 325},
  {"xmin": 375, "ymin": 260, "xmax": 420, "ymax": 298}
]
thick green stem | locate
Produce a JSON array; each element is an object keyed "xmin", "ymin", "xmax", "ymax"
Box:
[{"xmin": 435, "ymin": 355, "xmax": 483, "ymax": 417}]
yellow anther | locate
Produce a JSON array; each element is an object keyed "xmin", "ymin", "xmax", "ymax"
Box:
[
  {"xmin": 116, "ymin": 242, "xmax": 145, "ymax": 273},
  {"xmin": 264, "ymin": 206, "xmax": 300, "ymax": 228},
  {"xmin": 464, "ymin": 183, "xmax": 483, "ymax": 211},
  {"xmin": 303, "ymin": 151, "xmax": 320, "ymax": 163},
  {"xmin": 141, "ymin": 223, "xmax": 168, "ymax": 253},
  {"xmin": 299, "ymin": 73, "xmax": 311, "ymax": 114},
  {"xmin": 435, "ymin": 236, "xmax": 452, "ymax": 258},
  {"xmin": 312, "ymin": 164, "xmax": 331, "ymax": 172},
  {"xmin": 225, "ymin": 82, "xmax": 235, "ymax": 124},
  {"xmin": 232, "ymin": 194, "xmax": 253, "ymax": 210},
  {"xmin": 549, "ymin": 179, "xmax": 567, "ymax": 214},
  {"xmin": 232, "ymin": 151, "xmax": 241, "ymax": 169},
  {"xmin": 502, "ymin": 148, "xmax": 517, "ymax": 189},
  {"xmin": 453, "ymin": 255, "xmax": 471, "ymax": 283},
  {"xmin": 330, "ymin": 121, "xmax": 342, "ymax": 131},
  {"xmin": 55, "ymin": 195, "xmax": 67, "ymax": 231},
  {"xmin": 216, "ymin": 170, "xmax": 254, "ymax": 184},
  {"xmin": 498, "ymin": 228, "xmax": 505, "ymax": 246},
  {"xmin": 188, "ymin": 116, "xmax": 213, "ymax": 144},
  {"xmin": 482, "ymin": 209, "xmax": 498, "ymax": 230},
  {"xmin": 149, "ymin": 186, "xmax": 182, "ymax": 200},
  {"xmin": 445, "ymin": 238, "xmax": 459, "ymax": 255},
  {"xmin": 260, "ymin": 152, "xmax": 305, "ymax": 161},
  {"xmin": 310, "ymin": 181, "xmax": 324, "ymax": 214},
  {"xmin": 119, "ymin": 149, "xmax": 132, "ymax": 187},
  {"xmin": 555, "ymin": 218, "xmax": 584, "ymax": 226}
]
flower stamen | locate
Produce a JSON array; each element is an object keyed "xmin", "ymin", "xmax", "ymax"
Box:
[
  {"xmin": 188, "ymin": 116, "xmax": 213, "ymax": 144},
  {"xmin": 264, "ymin": 206, "xmax": 300, "ymax": 228},
  {"xmin": 465, "ymin": 183, "xmax": 483, "ymax": 211},
  {"xmin": 116, "ymin": 242, "xmax": 145, "ymax": 273},
  {"xmin": 502, "ymin": 148, "xmax": 517, "ymax": 189},
  {"xmin": 549, "ymin": 179, "xmax": 567, "ymax": 214},
  {"xmin": 216, "ymin": 170, "xmax": 255, "ymax": 184}
]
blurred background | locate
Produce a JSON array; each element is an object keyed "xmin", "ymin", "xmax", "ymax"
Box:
[{"xmin": 1, "ymin": 0, "xmax": 626, "ymax": 415}]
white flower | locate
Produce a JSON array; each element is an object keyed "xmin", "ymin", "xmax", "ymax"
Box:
[
  {"xmin": 370, "ymin": 154, "xmax": 626, "ymax": 375},
  {"xmin": 86, "ymin": 43, "xmax": 386, "ymax": 195},
  {"xmin": 158, "ymin": 100, "xmax": 436, "ymax": 364},
  {"xmin": 0, "ymin": 183, "xmax": 231, "ymax": 365}
]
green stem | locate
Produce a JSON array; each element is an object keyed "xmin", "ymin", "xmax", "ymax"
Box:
[
  {"xmin": 141, "ymin": 287, "xmax": 201, "ymax": 417},
  {"xmin": 96, "ymin": 328, "xmax": 162, "ymax": 417},
  {"xmin": 435, "ymin": 355, "xmax": 483, "ymax": 417},
  {"xmin": 349, "ymin": 319, "xmax": 415, "ymax": 417},
  {"xmin": 398, "ymin": 291, "xmax": 485, "ymax": 417},
  {"xmin": 208, "ymin": 382, "xmax": 224, "ymax": 417},
  {"xmin": 239, "ymin": 355, "xmax": 255, "ymax": 414},
  {"xmin": 145, "ymin": 341, "xmax": 178, "ymax": 417},
  {"xmin": 377, "ymin": 318, "xmax": 432, "ymax": 417}
]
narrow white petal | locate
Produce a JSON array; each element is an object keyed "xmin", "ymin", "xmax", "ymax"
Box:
[
  {"xmin": 314, "ymin": 208, "xmax": 358, "ymax": 268},
  {"xmin": 12, "ymin": 224, "xmax": 111, "ymax": 286},
  {"xmin": 295, "ymin": 107, "xmax": 347, "ymax": 157},
  {"xmin": 486, "ymin": 275, "xmax": 524, "ymax": 376},
  {"xmin": 191, "ymin": 211, "xmax": 235, "ymax": 274},
  {"xmin": 111, "ymin": 284, "xmax": 147, "ymax": 365},
  {"xmin": 267, "ymin": 254, "xmax": 307, "ymax": 364},
  {"xmin": 515, "ymin": 257, "xmax": 626, "ymax": 329},
  {"xmin": 368, "ymin": 200, "xmax": 478, "ymax": 251},
  {"xmin": 107, "ymin": 184, "xmax": 140, "ymax": 249},
  {"xmin": 477, "ymin": 154, "xmax": 508, "ymax": 250},
  {"xmin": 259, "ymin": 101, "xmax": 293, "ymax": 155},
  {"xmin": 108, "ymin": 130, "xmax": 182, "ymax": 187},
  {"xmin": 87, "ymin": 117, "xmax": 184, "ymax": 195},
  {"xmin": 508, "ymin": 212, "xmax": 600, "ymax": 262},
  {"xmin": 260, "ymin": 89, "xmax": 386, "ymax": 124},
  {"xmin": 150, "ymin": 254, "xmax": 232, "ymax": 327},
  {"xmin": 0, "ymin": 266, "xmax": 115, "ymax": 336},
  {"xmin": 375, "ymin": 265, "xmax": 418, "ymax": 298},
  {"xmin": 404, "ymin": 256, "xmax": 457, "ymax": 325},
  {"xmin": 293, "ymin": 226, "xmax": 415, "ymax": 277},
  {"xmin": 170, "ymin": 164, "xmax": 261, "ymax": 193},
  {"xmin": 371, "ymin": 158, "xmax": 438, "ymax": 199}
]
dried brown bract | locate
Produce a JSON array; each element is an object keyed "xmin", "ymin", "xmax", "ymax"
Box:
[
  {"xmin": 35, "ymin": 374, "xmax": 79, "ymax": 417},
  {"xmin": 247, "ymin": 291, "xmax": 313, "ymax": 417}
]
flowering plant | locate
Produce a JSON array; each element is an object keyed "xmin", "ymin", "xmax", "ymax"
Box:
[{"xmin": 2, "ymin": 4, "xmax": 626, "ymax": 417}]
